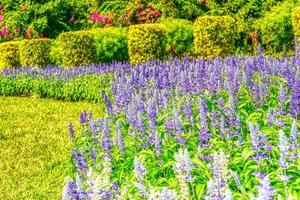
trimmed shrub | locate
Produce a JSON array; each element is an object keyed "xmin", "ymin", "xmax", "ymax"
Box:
[
  {"xmin": 159, "ymin": 18, "xmax": 194, "ymax": 58},
  {"xmin": 194, "ymin": 16, "xmax": 236, "ymax": 59},
  {"xmin": 19, "ymin": 39, "xmax": 52, "ymax": 67},
  {"xmin": 0, "ymin": 41, "xmax": 20, "ymax": 69},
  {"xmin": 293, "ymin": 7, "xmax": 300, "ymax": 40},
  {"xmin": 92, "ymin": 27, "xmax": 128, "ymax": 63},
  {"xmin": 255, "ymin": 1, "xmax": 295, "ymax": 55},
  {"xmin": 58, "ymin": 31, "xmax": 96, "ymax": 67},
  {"xmin": 128, "ymin": 24, "xmax": 166, "ymax": 64}
]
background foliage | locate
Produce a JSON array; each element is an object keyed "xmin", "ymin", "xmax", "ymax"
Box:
[{"xmin": 1, "ymin": 0, "xmax": 300, "ymax": 55}]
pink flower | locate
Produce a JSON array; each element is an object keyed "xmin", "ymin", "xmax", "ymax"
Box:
[
  {"xmin": 91, "ymin": 12, "xmax": 102, "ymax": 22},
  {"xmin": 0, "ymin": 26, "xmax": 9, "ymax": 37},
  {"xmin": 154, "ymin": 12, "xmax": 161, "ymax": 17}
]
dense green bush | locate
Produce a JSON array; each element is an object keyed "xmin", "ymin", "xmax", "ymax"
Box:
[
  {"xmin": 58, "ymin": 31, "xmax": 96, "ymax": 67},
  {"xmin": 19, "ymin": 39, "xmax": 52, "ymax": 67},
  {"xmin": 128, "ymin": 24, "xmax": 166, "ymax": 64},
  {"xmin": 255, "ymin": 1, "xmax": 295, "ymax": 55},
  {"xmin": 194, "ymin": 16, "xmax": 236, "ymax": 59},
  {"xmin": 159, "ymin": 18, "xmax": 194, "ymax": 58},
  {"xmin": 0, "ymin": 74, "xmax": 111, "ymax": 103},
  {"xmin": 293, "ymin": 7, "xmax": 300, "ymax": 39},
  {"xmin": 0, "ymin": 41, "xmax": 20, "ymax": 69},
  {"xmin": 92, "ymin": 27, "xmax": 128, "ymax": 63}
]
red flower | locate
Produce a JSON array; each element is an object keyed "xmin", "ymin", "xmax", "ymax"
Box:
[{"xmin": 250, "ymin": 32, "xmax": 259, "ymax": 42}]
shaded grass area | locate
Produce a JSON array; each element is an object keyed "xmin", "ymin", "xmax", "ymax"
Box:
[{"xmin": 0, "ymin": 97, "xmax": 101, "ymax": 199}]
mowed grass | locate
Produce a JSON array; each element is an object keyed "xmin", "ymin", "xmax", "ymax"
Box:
[{"xmin": 0, "ymin": 97, "xmax": 102, "ymax": 199}]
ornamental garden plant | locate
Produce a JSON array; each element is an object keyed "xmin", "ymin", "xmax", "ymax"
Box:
[
  {"xmin": 61, "ymin": 54, "xmax": 299, "ymax": 199},
  {"xmin": 0, "ymin": 1, "xmax": 299, "ymax": 200}
]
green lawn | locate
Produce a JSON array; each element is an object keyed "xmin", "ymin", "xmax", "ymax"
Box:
[{"xmin": 0, "ymin": 97, "xmax": 101, "ymax": 199}]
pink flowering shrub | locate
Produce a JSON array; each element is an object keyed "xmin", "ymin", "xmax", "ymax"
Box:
[{"xmin": 90, "ymin": 12, "xmax": 112, "ymax": 28}]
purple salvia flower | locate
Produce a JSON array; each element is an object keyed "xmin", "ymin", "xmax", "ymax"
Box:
[
  {"xmin": 182, "ymin": 98, "xmax": 193, "ymax": 124},
  {"xmin": 248, "ymin": 121, "xmax": 261, "ymax": 154},
  {"xmin": 254, "ymin": 175, "xmax": 276, "ymax": 200},
  {"xmin": 133, "ymin": 157, "xmax": 148, "ymax": 197},
  {"xmin": 90, "ymin": 148, "xmax": 97, "ymax": 163},
  {"xmin": 278, "ymin": 131, "xmax": 290, "ymax": 199},
  {"xmin": 278, "ymin": 82, "xmax": 286, "ymax": 112},
  {"xmin": 134, "ymin": 181, "xmax": 148, "ymax": 197},
  {"xmin": 165, "ymin": 107, "xmax": 186, "ymax": 145},
  {"xmin": 289, "ymin": 77, "xmax": 300, "ymax": 118},
  {"xmin": 99, "ymin": 190, "xmax": 113, "ymax": 200},
  {"xmin": 266, "ymin": 109, "xmax": 276, "ymax": 126},
  {"xmin": 62, "ymin": 177, "xmax": 77, "ymax": 200},
  {"xmin": 258, "ymin": 81, "xmax": 266, "ymax": 105},
  {"xmin": 101, "ymin": 137, "xmax": 112, "ymax": 156},
  {"xmin": 153, "ymin": 129, "xmax": 162, "ymax": 157},
  {"xmin": 198, "ymin": 99, "xmax": 210, "ymax": 147},
  {"xmin": 68, "ymin": 122, "xmax": 75, "ymax": 142},
  {"xmin": 159, "ymin": 187, "xmax": 178, "ymax": 200},
  {"xmin": 205, "ymin": 150, "xmax": 231, "ymax": 200},
  {"xmin": 147, "ymin": 101, "xmax": 157, "ymax": 122},
  {"xmin": 174, "ymin": 148, "xmax": 194, "ymax": 182},
  {"xmin": 134, "ymin": 157, "xmax": 147, "ymax": 181},
  {"xmin": 72, "ymin": 148, "xmax": 88, "ymax": 175},
  {"xmin": 112, "ymin": 181, "xmax": 119, "ymax": 191},
  {"xmin": 247, "ymin": 121, "xmax": 270, "ymax": 176},
  {"xmin": 75, "ymin": 173, "xmax": 86, "ymax": 199},
  {"xmin": 278, "ymin": 130, "xmax": 290, "ymax": 169},
  {"xmin": 101, "ymin": 90, "xmax": 113, "ymax": 115},
  {"xmin": 100, "ymin": 119, "xmax": 112, "ymax": 157},
  {"xmin": 79, "ymin": 110, "xmax": 88, "ymax": 125},
  {"xmin": 116, "ymin": 122, "xmax": 125, "ymax": 154},
  {"xmin": 290, "ymin": 119, "xmax": 299, "ymax": 162}
]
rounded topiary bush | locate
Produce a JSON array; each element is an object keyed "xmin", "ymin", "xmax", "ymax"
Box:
[
  {"xmin": 293, "ymin": 7, "xmax": 300, "ymax": 40},
  {"xmin": 19, "ymin": 39, "xmax": 52, "ymax": 68},
  {"xmin": 128, "ymin": 24, "xmax": 166, "ymax": 65},
  {"xmin": 58, "ymin": 31, "xmax": 96, "ymax": 67},
  {"xmin": 159, "ymin": 18, "xmax": 194, "ymax": 58},
  {"xmin": 92, "ymin": 27, "xmax": 129, "ymax": 64},
  {"xmin": 194, "ymin": 16, "xmax": 236, "ymax": 59},
  {"xmin": 0, "ymin": 41, "xmax": 20, "ymax": 69}
]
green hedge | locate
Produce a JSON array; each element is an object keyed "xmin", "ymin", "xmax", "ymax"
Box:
[
  {"xmin": 293, "ymin": 7, "xmax": 300, "ymax": 40},
  {"xmin": 0, "ymin": 41, "xmax": 20, "ymax": 69},
  {"xmin": 19, "ymin": 39, "xmax": 52, "ymax": 68},
  {"xmin": 194, "ymin": 16, "xmax": 236, "ymax": 59},
  {"xmin": 58, "ymin": 31, "xmax": 97, "ymax": 67},
  {"xmin": 128, "ymin": 24, "xmax": 166, "ymax": 64},
  {"xmin": 0, "ymin": 74, "xmax": 111, "ymax": 103},
  {"xmin": 92, "ymin": 27, "xmax": 129, "ymax": 63},
  {"xmin": 159, "ymin": 18, "xmax": 194, "ymax": 58}
]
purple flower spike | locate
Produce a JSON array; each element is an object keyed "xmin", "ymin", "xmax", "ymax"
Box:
[{"xmin": 68, "ymin": 122, "xmax": 75, "ymax": 141}]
